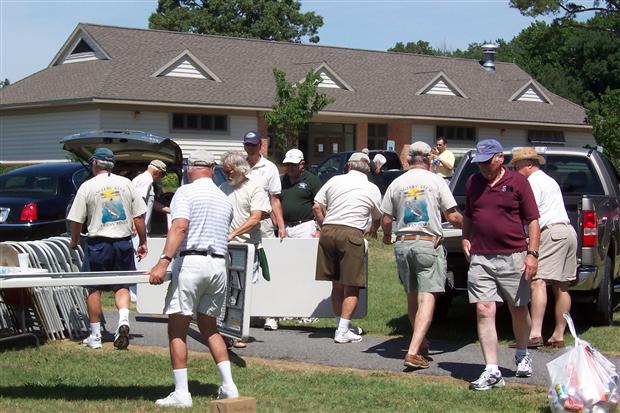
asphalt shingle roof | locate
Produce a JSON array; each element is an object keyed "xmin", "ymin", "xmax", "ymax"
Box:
[{"xmin": 0, "ymin": 23, "xmax": 588, "ymax": 127}]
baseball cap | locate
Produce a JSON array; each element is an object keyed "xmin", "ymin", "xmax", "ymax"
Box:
[
  {"xmin": 348, "ymin": 152, "xmax": 370, "ymax": 163},
  {"xmin": 90, "ymin": 147, "xmax": 115, "ymax": 163},
  {"xmin": 282, "ymin": 149, "xmax": 304, "ymax": 164},
  {"xmin": 149, "ymin": 160, "xmax": 167, "ymax": 173},
  {"xmin": 408, "ymin": 141, "xmax": 432, "ymax": 156},
  {"xmin": 243, "ymin": 131, "xmax": 261, "ymax": 145},
  {"xmin": 188, "ymin": 149, "xmax": 216, "ymax": 167},
  {"xmin": 471, "ymin": 139, "xmax": 504, "ymax": 163}
]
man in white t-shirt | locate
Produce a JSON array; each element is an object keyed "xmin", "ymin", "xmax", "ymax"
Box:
[
  {"xmin": 131, "ymin": 159, "xmax": 170, "ymax": 233},
  {"xmin": 67, "ymin": 147, "xmax": 148, "ymax": 351},
  {"xmin": 313, "ymin": 152, "xmax": 382, "ymax": 344},
  {"xmin": 381, "ymin": 141, "xmax": 463, "ymax": 369},
  {"xmin": 510, "ymin": 147, "xmax": 577, "ymax": 349},
  {"xmin": 243, "ymin": 131, "xmax": 287, "ymax": 240}
]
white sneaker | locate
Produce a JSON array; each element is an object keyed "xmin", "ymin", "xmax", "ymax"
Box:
[
  {"xmin": 350, "ymin": 324, "xmax": 364, "ymax": 335},
  {"xmin": 217, "ymin": 384, "xmax": 239, "ymax": 399},
  {"xmin": 264, "ymin": 318, "xmax": 279, "ymax": 331},
  {"xmin": 81, "ymin": 335, "xmax": 102, "ymax": 349},
  {"xmin": 334, "ymin": 328, "xmax": 362, "ymax": 344},
  {"xmin": 155, "ymin": 391, "xmax": 193, "ymax": 408},
  {"xmin": 469, "ymin": 369, "xmax": 505, "ymax": 391},
  {"xmin": 114, "ymin": 324, "xmax": 130, "ymax": 350},
  {"xmin": 515, "ymin": 354, "xmax": 533, "ymax": 377}
]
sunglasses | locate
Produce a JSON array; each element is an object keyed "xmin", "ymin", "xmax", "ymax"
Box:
[{"xmin": 243, "ymin": 142, "xmax": 259, "ymax": 147}]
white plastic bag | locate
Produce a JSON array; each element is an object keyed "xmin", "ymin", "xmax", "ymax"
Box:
[{"xmin": 546, "ymin": 313, "xmax": 619, "ymax": 412}]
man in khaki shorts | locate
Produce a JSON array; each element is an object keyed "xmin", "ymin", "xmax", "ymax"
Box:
[
  {"xmin": 313, "ymin": 152, "xmax": 382, "ymax": 344},
  {"xmin": 381, "ymin": 141, "xmax": 463, "ymax": 369},
  {"xmin": 462, "ymin": 139, "xmax": 540, "ymax": 391},
  {"xmin": 510, "ymin": 147, "xmax": 577, "ymax": 348}
]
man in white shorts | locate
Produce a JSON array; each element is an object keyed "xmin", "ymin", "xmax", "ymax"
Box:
[
  {"xmin": 510, "ymin": 147, "xmax": 577, "ymax": 348},
  {"xmin": 148, "ymin": 150, "xmax": 238, "ymax": 408}
]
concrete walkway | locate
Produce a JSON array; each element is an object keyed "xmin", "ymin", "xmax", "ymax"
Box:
[{"xmin": 103, "ymin": 312, "xmax": 620, "ymax": 388}]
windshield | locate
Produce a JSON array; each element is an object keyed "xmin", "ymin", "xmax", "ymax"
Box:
[{"xmin": 0, "ymin": 173, "xmax": 59, "ymax": 195}]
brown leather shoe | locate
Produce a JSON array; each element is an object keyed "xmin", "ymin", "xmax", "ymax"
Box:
[
  {"xmin": 508, "ymin": 337, "xmax": 543, "ymax": 349},
  {"xmin": 404, "ymin": 354, "xmax": 430, "ymax": 369}
]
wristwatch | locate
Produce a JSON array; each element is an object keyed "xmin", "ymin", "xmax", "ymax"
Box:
[
  {"xmin": 159, "ymin": 254, "xmax": 173, "ymax": 262},
  {"xmin": 527, "ymin": 250, "xmax": 539, "ymax": 259}
]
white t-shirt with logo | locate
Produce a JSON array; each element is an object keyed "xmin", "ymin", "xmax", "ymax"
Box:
[
  {"xmin": 67, "ymin": 173, "xmax": 147, "ymax": 238},
  {"xmin": 381, "ymin": 168, "xmax": 457, "ymax": 237}
]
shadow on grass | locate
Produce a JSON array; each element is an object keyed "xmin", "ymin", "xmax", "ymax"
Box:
[{"xmin": 0, "ymin": 380, "xmax": 217, "ymax": 401}]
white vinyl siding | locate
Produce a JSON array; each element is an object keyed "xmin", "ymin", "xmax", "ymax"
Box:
[
  {"xmin": 64, "ymin": 52, "xmax": 98, "ymax": 64},
  {"xmin": 410, "ymin": 124, "xmax": 435, "ymax": 145},
  {"xmin": 425, "ymin": 80, "xmax": 458, "ymax": 96},
  {"xmin": 162, "ymin": 60, "xmax": 207, "ymax": 79},
  {"xmin": 0, "ymin": 110, "xmax": 100, "ymax": 162},
  {"xmin": 515, "ymin": 87, "xmax": 546, "ymax": 103},
  {"xmin": 565, "ymin": 130, "xmax": 595, "ymax": 147}
]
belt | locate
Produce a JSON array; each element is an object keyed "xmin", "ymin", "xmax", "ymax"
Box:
[
  {"xmin": 285, "ymin": 219, "xmax": 313, "ymax": 228},
  {"xmin": 179, "ymin": 250, "xmax": 225, "ymax": 258},
  {"xmin": 541, "ymin": 222, "xmax": 570, "ymax": 232},
  {"xmin": 396, "ymin": 234, "xmax": 437, "ymax": 242}
]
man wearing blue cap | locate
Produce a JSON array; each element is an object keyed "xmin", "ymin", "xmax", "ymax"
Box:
[
  {"xmin": 67, "ymin": 147, "xmax": 148, "ymax": 350},
  {"xmin": 462, "ymin": 139, "xmax": 540, "ymax": 390}
]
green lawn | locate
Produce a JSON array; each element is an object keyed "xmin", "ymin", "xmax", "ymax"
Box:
[{"xmin": 0, "ymin": 341, "xmax": 549, "ymax": 413}]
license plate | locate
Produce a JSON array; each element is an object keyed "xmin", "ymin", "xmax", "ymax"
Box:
[{"xmin": 0, "ymin": 207, "xmax": 9, "ymax": 223}]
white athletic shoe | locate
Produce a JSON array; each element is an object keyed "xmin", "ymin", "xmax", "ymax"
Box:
[
  {"xmin": 334, "ymin": 328, "xmax": 362, "ymax": 344},
  {"xmin": 263, "ymin": 317, "xmax": 279, "ymax": 331},
  {"xmin": 350, "ymin": 324, "xmax": 364, "ymax": 335},
  {"xmin": 515, "ymin": 354, "xmax": 533, "ymax": 378},
  {"xmin": 217, "ymin": 384, "xmax": 240, "ymax": 399},
  {"xmin": 81, "ymin": 334, "xmax": 102, "ymax": 349},
  {"xmin": 155, "ymin": 391, "xmax": 193, "ymax": 408}
]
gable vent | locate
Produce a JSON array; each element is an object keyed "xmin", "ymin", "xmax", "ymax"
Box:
[
  {"xmin": 64, "ymin": 39, "xmax": 99, "ymax": 64},
  {"xmin": 306, "ymin": 62, "xmax": 354, "ymax": 91},
  {"xmin": 510, "ymin": 80, "xmax": 551, "ymax": 104},
  {"xmin": 152, "ymin": 50, "xmax": 222, "ymax": 82},
  {"xmin": 318, "ymin": 70, "xmax": 342, "ymax": 88},
  {"xmin": 417, "ymin": 72, "xmax": 467, "ymax": 98}
]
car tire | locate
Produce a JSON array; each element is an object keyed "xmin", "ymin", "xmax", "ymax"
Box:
[{"xmin": 593, "ymin": 255, "xmax": 614, "ymax": 326}]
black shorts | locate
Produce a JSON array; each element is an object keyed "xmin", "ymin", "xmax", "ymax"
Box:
[{"xmin": 82, "ymin": 237, "xmax": 135, "ymax": 293}]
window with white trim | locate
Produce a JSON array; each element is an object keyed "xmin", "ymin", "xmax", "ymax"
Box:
[
  {"xmin": 436, "ymin": 126, "xmax": 476, "ymax": 141},
  {"xmin": 171, "ymin": 113, "xmax": 228, "ymax": 132}
]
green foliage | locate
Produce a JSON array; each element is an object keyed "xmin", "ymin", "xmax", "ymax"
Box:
[
  {"xmin": 264, "ymin": 68, "xmax": 334, "ymax": 152},
  {"xmin": 0, "ymin": 78, "xmax": 9, "ymax": 89},
  {"xmin": 389, "ymin": 40, "xmax": 438, "ymax": 55},
  {"xmin": 149, "ymin": 0, "xmax": 323, "ymax": 43},
  {"xmin": 510, "ymin": 0, "xmax": 620, "ymax": 19},
  {"xmin": 587, "ymin": 88, "xmax": 620, "ymax": 166}
]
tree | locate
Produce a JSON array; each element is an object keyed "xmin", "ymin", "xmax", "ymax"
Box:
[
  {"xmin": 389, "ymin": 41, "xmax": 439, "ymax": 55},
  {"xmin": 149, "ymin": 0, "xmax": 323, "ymax": 43},
  {"xmin": 265, "ymin": 68, "xmax": 334, "ymax": 152},
  {"xmin": 587, "ymin": 88, "xmax": 620, "ymax": 165},
  {"xmin": 0, "ymin": 78, "xmax": 9, "ymax": 89}
]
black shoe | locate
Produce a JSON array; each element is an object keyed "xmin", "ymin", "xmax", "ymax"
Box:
[{"xmin": 114, "ymin": 324, "xmax": 130, "ymax": 350}]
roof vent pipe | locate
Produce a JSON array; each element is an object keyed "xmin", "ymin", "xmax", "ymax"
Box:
[{"xmin": 481, "ymin": 43, "xmax": 497, "ymax": 71}]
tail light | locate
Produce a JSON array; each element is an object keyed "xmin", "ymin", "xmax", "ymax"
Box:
[
  {"xmin": 19, "ymin": 202, "xmax": 38, "ymax": 222},
  {"xmin": 582, "ymin": 210, "xmax": 598, "ymax": 247}
]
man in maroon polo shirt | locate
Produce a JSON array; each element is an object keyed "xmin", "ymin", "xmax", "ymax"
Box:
[{"xmin": 462, "ymin": 139, "xmax": 540, "ymax": 391}]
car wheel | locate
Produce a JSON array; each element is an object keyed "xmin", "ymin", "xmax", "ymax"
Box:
[{"xmin": 593, "ymin": 255, "xmax": 613, "ymax": 326}]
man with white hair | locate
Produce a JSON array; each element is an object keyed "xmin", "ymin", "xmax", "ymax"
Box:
[
  {"xmin": 313, "ymin": 152, "xmax": 382, "ymax": 344},
  {"xmin": 148, "ymin": 150, "xmax": 238, "ymax": 407},
  {"xmin": 381, "ymin": 142, "xmax": 463, "ymax": 369},
  {"xmin": 67, "ymin": 147, "xmax": 147, "ymax": 351}
]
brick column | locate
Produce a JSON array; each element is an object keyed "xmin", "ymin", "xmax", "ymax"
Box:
[
  {"xmin": 355, "ymin": 122, "xmax": 368, "ymax": 150},
  {"xmin": 388, "ymin": 122, "xmax": 413, "ymax": 167}
]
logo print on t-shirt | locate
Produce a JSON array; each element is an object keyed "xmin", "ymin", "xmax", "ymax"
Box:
[
  {"xmin": 403, "ymin": 187, "xmax": 429, "ymax": 224},
  {"xmin": 100, "ymin": 188, "xmax": 127, "ymax": 224}
]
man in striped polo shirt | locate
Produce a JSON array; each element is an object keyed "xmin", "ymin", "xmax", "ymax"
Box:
[{"xmin": 148, "ymin": 150, "xmax": 238, "ymax": 408}]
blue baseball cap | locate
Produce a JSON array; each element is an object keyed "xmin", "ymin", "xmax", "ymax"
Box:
[
  {"xmin": 90, "ymin": 147, "xmax": 115, "ymax": 163},
  {"xmin": 471, "ymin": 139, "xmax": 503, "ymax": 163},
  {"xmin": 243, "ymin": 131, "xmax": 261, "ymax": 145}
]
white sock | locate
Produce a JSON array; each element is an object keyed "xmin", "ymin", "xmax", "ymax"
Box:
[
  {"xmin": 485, "ymin": 364, "xmax": 500, "ymax": 374},
  {"xmin": 173, "ymin": 368, "xmax": 189, "ymax": 394},
  {"xmin": 90, "ymin": 322, "xmax": 101, "ymax": 337},
  {"xmin": 217, "ymin": 360, "xmax": 235, "ymax": 388},
  {"xmin": 118, "ymin": 308, "xmax": 130, "ymax": 326},
  {"xmin": 515, "ymin": 349, "xmax": 528, "ymax": 360},
  {"xmin": 338, "ymin": 317, "xmax": 351, "ymax": 332}
]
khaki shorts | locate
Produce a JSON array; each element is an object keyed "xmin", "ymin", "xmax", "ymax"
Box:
[
  {"xmin": 315, "ymin": 224, "xmax": 366, "ymax": 287},
  {"xmin": 394, "ymin": 240, "xmax": 446, "ymax": 293},
  {"xmin": 164, "ymin": 254, "xmax": 227, "ymax": 317},
  {"xmin": 467, "ymin": 252, "xmax": 530, "ymax": 306},
  {"xmin": 535, "ymin": 223, "xmax": 577, "ymax": 282}
]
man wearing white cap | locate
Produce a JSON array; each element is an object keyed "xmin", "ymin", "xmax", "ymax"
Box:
[
  {"xmin": 313, "ymin": 152, "xmax": 382, "ymax": 344},
  {"xmin": 131, "ymin": 160, "xmax": 170, "ymax": 233},
  {"xmin": 381, "ymin": 141, "xmax": 463, "ymax": 369},
  {"xmin": 242, "ymin": 131, "xmax": 287, "ymax": 239},
  {"xmin": 148, "ymin": 150, "xmax": 239, "ymax": 407}
]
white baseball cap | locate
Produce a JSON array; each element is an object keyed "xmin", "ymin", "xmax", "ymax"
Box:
[{"xmin": 282, "ymin": 149, "xmax": 304, "ymax": 164}]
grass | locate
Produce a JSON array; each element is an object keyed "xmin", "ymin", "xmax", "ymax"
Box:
[{"xmin": 0, "ymin": 340, "xmax": 549, "ymax": 413}]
